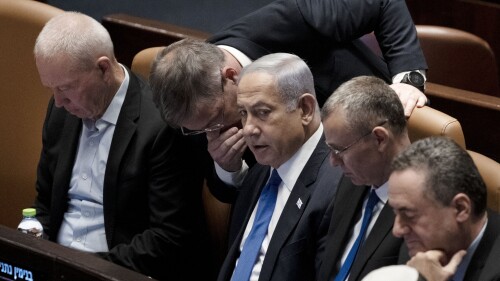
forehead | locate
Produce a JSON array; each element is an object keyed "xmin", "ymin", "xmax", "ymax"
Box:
[
  {"xmin": 36, "ymin": 56, "xmax": 78, "ymax": 85},
  {"xmin": 323, "ymin": 109, "xmax": 351, "ymax": 137},
  {"xmin": 388, "ymin": 169, "xmax": 428, "ymax": 205},
  {"xmin": 237, "ymin": 72, "xmax": 278, "ymax": 103}
]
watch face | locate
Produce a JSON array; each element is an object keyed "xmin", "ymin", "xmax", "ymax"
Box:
[{"xmin": 409, "ymin": 72, "xmax": 425, "ymax": 86}]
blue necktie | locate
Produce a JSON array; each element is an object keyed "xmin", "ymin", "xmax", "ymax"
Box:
[
  {"xmin": 231, "ymin": 169, "xmax": 282, "ymax": 281},
  {"xmin": 334, "ymin": 190, "xmax": 380, "ymax": 281}
]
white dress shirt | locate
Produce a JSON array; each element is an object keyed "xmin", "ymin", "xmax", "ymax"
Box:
[
  {"xmin": 339, "ymin": 182, "xmax": 389, "ymax": 280},
  {"xmin": 57, "ymin": 65, "xmax": 129, "ymax": 252},
  {"xmin": 231, "ymin": 124, "xmax": 324, "ymax": 281}
]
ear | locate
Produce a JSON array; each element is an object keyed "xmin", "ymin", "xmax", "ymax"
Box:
[
  {"xmin": 222, "ymin": 66, "xmax": 239, "ymax": 84},
  {"xmin": 298, "ymin": 93, "xmax": 316, "ymax": 125},
  {"xmin": 452, "ymin": 193, "xmax": 472, "ymax": 223},
  {"xmin": 96, "ymin": 56, "xmax": 111, "ymax": 78},
  {"xmin": 372, "ymin": 126, "xmax": 390, "ymax": 152}
]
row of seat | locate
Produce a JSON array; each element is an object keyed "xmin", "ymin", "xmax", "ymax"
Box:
[
  {"xmin": 1, "ymin": 0, "xmax": 499, "ymax": 274},
  {"xmin": 360, "ymin": 26, "xmax": 500, "ymax": 97},
  {"xmin": 131, "ymin": 46, "xmax": 500, "ymax": 269},
  {"xmin": 101, "ymin": 13, "xmax": 500, "ymax": 164}
]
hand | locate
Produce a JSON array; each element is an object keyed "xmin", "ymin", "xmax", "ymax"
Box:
[
  {"xmin": 206, "ymin": 127, "xmax": 247, "ymax": 172},
  {"xmin": 407, "ymin": 250, "xmax": 466, "ymax": 281},
  {"xmin": 390, "ymin": 83, "xmax": 428, "ymax": 117}
]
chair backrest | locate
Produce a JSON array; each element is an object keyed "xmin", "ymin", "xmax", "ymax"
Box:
[
  {"xmin": 406, "ymin": 106, "xmax": 466, "ymax": 149},
  {"xmin": 0, "ymin": 0, "xmax": 63, "ymax": 228},
  {"xmin": 468, "ymin": 150, "xmax": 500, "ymax": 213},
  {"xmin": 131, "ymin": 46, "xmax": 232, "ymax": 267},
  {"xmin": 131, "ymin": 46, "xmax": 165, "ymax": 81},
  {"xmin": 359, "ymin": 26, "xmax": 500, "ymax": 97},
  {"xmin": 416, "ymin": 25, "xmax": 500, "ymax": 97}
]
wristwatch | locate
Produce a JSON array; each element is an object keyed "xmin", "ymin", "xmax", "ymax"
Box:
[{"xmin": 401, "ymin": 71, "xmax": 425, "ymax": 93}]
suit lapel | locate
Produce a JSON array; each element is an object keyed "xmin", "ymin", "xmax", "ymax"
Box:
[
  {"xmin": 464, "ymin": 211, "xmax": 500, "ymax": 281},
  {"xmin": 259, "ymin": 139, "xmax": 329, "ymax": 281},
  {"xmin": 320, "ymin": 180, "xmax": 368, "ymax": 280},
  {"xmin": 102, "ymin": 68, "xmax": 139, "ymax": 242},
  {"xmin": 259, "ymin": 177, "xmax": 312, "ymax": 281},
  {"xmin": 50, "ymin": 114, "xmax": 81, "ymax": 238},
  {"xmin": 348, "ymin": 203, "xmax": 395, "ymax": 281}
]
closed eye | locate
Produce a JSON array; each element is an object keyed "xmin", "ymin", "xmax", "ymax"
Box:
[{"xmin": 256, "ymin": 109, "xmax": 270, "ymax": 119}]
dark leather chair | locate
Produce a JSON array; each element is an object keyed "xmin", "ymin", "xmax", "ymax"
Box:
[
  {"xmin": 406, "ymin": 106, "xmax": 498, "ymax": 212},
  {"xmin": 416, "ymin": 25, "xmax": 500, "ymax": 97},
  {"xmin": 406, "ymin": 106, "xmax": 466, "ymax": 149},
  {"xmin": 468, "ymin": 151, "xmax": 500, "ymax": 213},
  {"xmin": 361, "ymin": 25, "xmax": 500, "ymax": 97}
]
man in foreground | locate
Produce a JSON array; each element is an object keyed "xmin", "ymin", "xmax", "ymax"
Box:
[
  {"xmin": 389, "ymin": 137, "xmax": 500, "ymax": 281},
  {"xmin": 218, "ymin": 53, "xmax": 342, "ymax": 281},
  {"xmin": 33, "ymin": 12, "xmax": 206, "ymax": 280}
]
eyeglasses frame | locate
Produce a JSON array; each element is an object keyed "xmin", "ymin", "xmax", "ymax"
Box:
[{"xmin": 327, "ymin": 120, "xmax": 388, "ymax": 158}]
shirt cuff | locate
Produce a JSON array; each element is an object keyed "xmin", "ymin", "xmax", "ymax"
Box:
[{"xmin": 214, "ymin": 160, "xmax": 249, "ymax": 187}]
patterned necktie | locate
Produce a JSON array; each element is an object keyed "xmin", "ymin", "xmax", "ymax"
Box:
[
  {"xmin": 231, "ymin": 169, "xmax": 282, "ymax": 281},
  {"xmin": 334, "ymin": 190, "xmax": 380, "ymax": 281}
]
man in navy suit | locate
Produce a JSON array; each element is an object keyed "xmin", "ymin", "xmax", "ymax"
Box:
[
  {"xmin": 389, "ymin": 137, "xmax": 500, "ymax": 281},
  {"xmin": 149, "ymin": 0, "xmax": 429, "ymax": 196},
  {"xmin": 216, "ymin": 53, "xmax": 343, "ymax": 281},
  {"xmin": 319, "ymin": 76, "xmax": 411, "ymax": 281},
  {"xmin": 33, "ymin": 12, "xmax": 207, "ymax": 280}
]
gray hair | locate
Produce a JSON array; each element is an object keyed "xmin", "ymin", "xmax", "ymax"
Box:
[
  {"xmin": 34, "ymin": 11, "xmax": 115, "ymax": 71},
  {"xmin": 238, "ymin": 53, "xmax": 316, "ymax": 111},
  {"xmin": 149, "ymin": 39, "xmax": 225, "ymax": 127},
  {"xmin": 321, "ymin": 76, "xmax": 406, "ymax": 136},
  {"xmin": 391, "ymin": 136, "xmax": 487, "ymax": 217}
]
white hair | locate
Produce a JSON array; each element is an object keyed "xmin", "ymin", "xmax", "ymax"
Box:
[{"xmin": 34, "ymin": 11, "xmax": 115, "ymax": 71}]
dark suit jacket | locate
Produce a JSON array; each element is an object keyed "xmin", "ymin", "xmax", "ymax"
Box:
[
  {"xmin": 209, "ymin": 0, "xmax": 428, "ymax": 106},
  {"xmin": 398, "ymin": 211, "xmax": 500, "ymax": 281},
  {"xmin": 217, "ymin": 137, "xmax": 343, "ymax": 281},
  {"xmin": 458, "ymin": 211, "xmax": 500, "ymax": 281},
  {"xmin": 478, "ymin": 228, "xmax": 500, "ymax": 281},
  {"xmin": 318, "ymin": 178, "xmax": 403, "ymax": 281},
  {"xmin": 34, "ymin": 68, "xmax": 208, "ymax": 280}
]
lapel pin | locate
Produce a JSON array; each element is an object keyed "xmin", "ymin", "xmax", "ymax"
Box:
[{"xmin": 296, "ymin": 198, "xmax": 303, "ymax": 209}]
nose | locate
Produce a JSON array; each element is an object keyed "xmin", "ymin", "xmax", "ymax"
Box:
[
  {"xmin": 329, "ymin": 153, "xmax": 342, "ymax": 167},
  {"xmin": 392, "ymin": 215, "xmax": 408, "ymax": 238},
  {"xmin": 53, "ymin": 91, "xmax": 70, "ymax": 108},
  {"xmin": 242, "ymin": 116, "xmax": 259, "ymax": 137}
]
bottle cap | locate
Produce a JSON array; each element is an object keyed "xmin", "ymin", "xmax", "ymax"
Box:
[{"xmin": 22, "ymin": 208, "xmax": 36, "ymax": 217}]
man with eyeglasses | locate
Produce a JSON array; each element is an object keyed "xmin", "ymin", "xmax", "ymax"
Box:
[{"xmin": 317, "ymin": 76, "xmax": 412, "ymax": 281}]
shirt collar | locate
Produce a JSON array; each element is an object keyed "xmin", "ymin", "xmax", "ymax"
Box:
[
  {"xmin": 452, "ymin": 218, "xmax": 488, "ymax": 281},
  {"xmin": 217, "ymin": 45, "xmax": 252, "ymax": 67},
  {"xmin": 372, "ymin": 182, "xmax": 389, "ymax": 205},
  {"xmin": 276, "ymin": 124, "xmax": 324, "ymax": 193}
]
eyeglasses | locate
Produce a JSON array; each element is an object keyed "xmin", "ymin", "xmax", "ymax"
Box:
[
  {"xmin": 180, "ymin": 73, "xmax": 225, "ymax": 136},
  {"xmin": 326, "ymin": 120, "xmax": 388, "ymax": 158}
]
